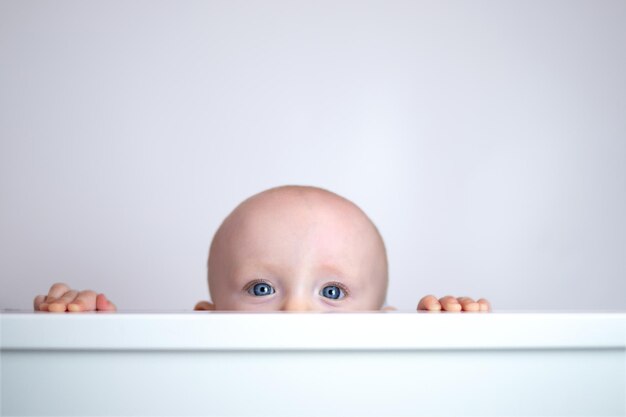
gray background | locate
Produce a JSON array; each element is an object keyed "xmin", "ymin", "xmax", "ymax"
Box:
[{"xmin": 1, "ymin": 0, "xmax": 624, "ymax": 311}]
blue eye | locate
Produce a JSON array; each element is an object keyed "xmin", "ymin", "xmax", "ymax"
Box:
[
  {"xmin": 321, "ymin": 285, "xmax": 344, "ymax": 300},
  {"xmin": 249, "ymin": 282, "xmax": 275, "ymax": 296}
]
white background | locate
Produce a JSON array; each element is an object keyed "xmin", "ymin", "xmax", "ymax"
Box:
[{"xmin": 1, "ymin": 0, "xmax": 625, "ymax": 311}]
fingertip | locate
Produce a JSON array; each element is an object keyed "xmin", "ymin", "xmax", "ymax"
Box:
[
  {"xmin": 417, "ymin": 301, "xmax": 441, "ymax": 312},
  {"xmin": 34, "ymin": 295, "xmax": 46, "ymax": 311},
  {"xmin": 96, "ymin": 293, "xmax": 107, "ymax": 307},
  {"xmin": 417, "ymin": 294, "xmax": 440, "ymax": 311},
  {"xmin": 67, "ymin": 303, "xmax": 82, "ymax": 312},
  {"xmin": 424, "ymin": 294, "xmax": 438, "ymax": 303},
  {"xmin": 445, "ymin": 302, "xmax": 462, "ymax": 312},
  {"xmin": 47, "ymin": 303, "xmax": 67, "ymax": 313},
  {"xmin": 96, "ymin": 294, "xmax": 117, "ymax": 311},
  {"xmin": 427, "ymin": 303, "xmax": 442, "ymax": 311},
  {"xmin": 463, "ymin": 302, "xmax": 480, "ymax": 312},
  {"xmin": 477, "ymin": 298, "xmax": 491, "ymax": 312}
]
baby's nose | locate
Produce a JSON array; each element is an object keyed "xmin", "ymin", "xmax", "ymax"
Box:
[{"xmin": 280, "ymin": 297, "xmax": 314, "ymax": 312}]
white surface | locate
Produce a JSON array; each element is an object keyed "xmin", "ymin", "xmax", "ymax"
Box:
[
  {"xmin": 1, "ymin": 312, "xmax": 625, "ymax": 416},
  {"xmin": 1, "ymin": 1, "xmax": 626, "ymax": 312},
  {"xmin": 2, "ymin": 311, "xmax": 626, "ymax": 350}
]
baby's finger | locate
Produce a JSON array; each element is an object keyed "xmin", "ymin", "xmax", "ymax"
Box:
[
  {"xmin": 41, "ymin": 283, "xmax": 72, "ymax": 310},
  {"xmin": 417, "ymin": 295, "xmax": 441, "ymax": 311},
  {"xmin": 458, "ymin": 297, "xmax": 480, "ymax": 312},
  {"xmin": 45, "ymin": 282, "xmax": 71, "ymax": 301},
  {"xmin": 68, "ymin": 290, "xmax": 97, "ymax": 312},
  {"xmin": 438, "ymin": 295, "xmax": 462, "ymax": 312},
  {"xmin": 34, "ymin": 295, "xmax": 46, "ymax": 311},
  {"xmin": 96, "ymin": 294, "xmax": 117, "ymax": 312},
  {"xmin": 48, "ymin": 290, "xmax": 78, "ymax": 313},
  {"xmin": 478, "ymin": 298, "xmax": 491, "ymax": 312}
]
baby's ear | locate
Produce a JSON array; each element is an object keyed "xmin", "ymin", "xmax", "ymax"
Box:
[
  {"xmin": 194, "ymin": 301, "xmax": 216, "ymax": 311},
  {"xmin": 381, "ymin": 305, "xmax": 397, "ymax": 311}
]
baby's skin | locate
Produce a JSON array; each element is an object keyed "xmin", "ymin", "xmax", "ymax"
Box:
[{"xmin": 34, "ymin": 186, "xmax": 491, "ymax": 313}]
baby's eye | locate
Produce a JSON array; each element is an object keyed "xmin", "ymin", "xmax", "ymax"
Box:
[
  {"xmin": 248, "ymin": 282, "xmax": 275, "ymax": 296},
  {"xmin": 320, "ymin": 285, "xmax": 344, "ymax": 300}
]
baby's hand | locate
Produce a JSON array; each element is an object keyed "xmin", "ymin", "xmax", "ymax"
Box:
[
  {"xmin": 33, "ymin": 282, "xmax": 117, "ymax": 313},
  {"xmin": 417, "ymin": 295, "xmax": 491, "ymax": 312}
]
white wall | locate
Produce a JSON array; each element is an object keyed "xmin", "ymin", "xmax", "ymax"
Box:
[{"xmin": 1, "ymin": 0, "xmax": 625, "ymax": 311}]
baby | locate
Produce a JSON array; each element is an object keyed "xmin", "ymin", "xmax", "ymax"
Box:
[{"xmin": 33, "ymin": 185, "xmax": 491, "ymax": 313}]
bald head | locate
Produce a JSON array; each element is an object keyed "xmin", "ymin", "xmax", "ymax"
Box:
[{"xmin": 207, "ymin": 185, "xmax": 388, "ymax": 311}]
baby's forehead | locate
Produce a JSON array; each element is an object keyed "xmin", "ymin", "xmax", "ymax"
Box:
[{"xmin": 229, "ymin": 191, "xmax": 371, "ymax": 241}]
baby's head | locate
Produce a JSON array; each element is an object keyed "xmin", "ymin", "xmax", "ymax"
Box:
[{"xmin": 207, "ymin": 185, "xmax": 388, "ymax": 311}]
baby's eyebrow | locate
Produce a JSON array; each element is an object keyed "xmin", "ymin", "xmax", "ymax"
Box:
[
  {"xmin": 315, "ymin": 263, "xmax": 354, "ymax": 281},
  {"xmin": 231, "ymin": 261, "xmax": 287, "ymax": 278},
  {"xmin": 232, "ymin": 261, "xmax": 354, "ymax": 281}
]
